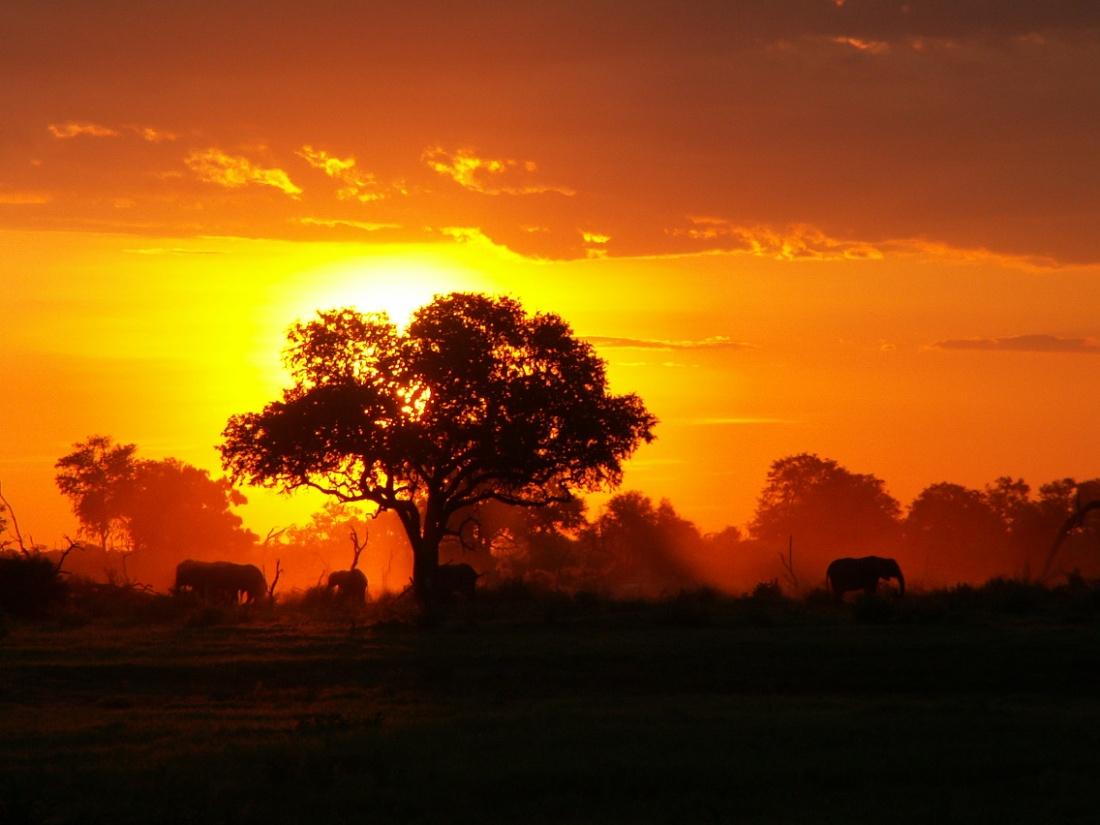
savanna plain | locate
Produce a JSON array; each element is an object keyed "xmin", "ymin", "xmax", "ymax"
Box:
[{"xmin": 3, "ymin": 586, "xmax": 1100, "ymax": 825}]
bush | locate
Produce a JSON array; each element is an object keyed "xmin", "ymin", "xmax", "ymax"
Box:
[
  {"xmin": 0, "ymin": 553, "xmax": 67, "ymax": 618},
  {"xmin": 750, "ymin": 579, "xmax": 784, "ymax": 602},
  {"xmin": 852, "ymin": 593, "xmax": 896, "ymax": 624}
]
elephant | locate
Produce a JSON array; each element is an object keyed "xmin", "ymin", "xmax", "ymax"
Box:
[
  {"xmin": 174, "ymin": 560, "xmax": 267, "ymax": 604},
  {"xmin": 826, "ymin": 556, "xmax": 905, "ymax": 600},
  {"xmin": 432, "ymin": 563, "xmax": 479, "ymax": 602},
  {"xmin": 326, "ymin": 568, "xmax": 368, "ymax": 604}
]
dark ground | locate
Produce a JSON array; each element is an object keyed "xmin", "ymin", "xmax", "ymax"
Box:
[{"xmin": 2, "ymin": 598, "xmax": 1100, "ymax": 824}]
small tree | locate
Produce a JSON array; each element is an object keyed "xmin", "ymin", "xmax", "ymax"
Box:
[
  {"xmin": 750, "ymin": 453, "xmax": 901, "ymax": 567},
  {"xmin": 55, "ymin": 439, "xmax": 256, "ymax": 587},
  {"xmin": 55, "ymin": 435, "xmax": 138, "ymax": 551},
  {"xmin": 220, "ymin": 293, "xmax": 656, "ymax": 602}
]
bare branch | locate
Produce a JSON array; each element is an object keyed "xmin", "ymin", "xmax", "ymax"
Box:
[
  {"xmin": 778, "ymin": 535, "xmax": 799, "ymax": 593},
  {"xmin": 0, "ymin": 481, "xmax": 30, "ymax": 556},
  {"xmin": 55, "ymin": 536, "xmax": 83, "ymax": 574},
  {"xmin": 349, "ymin": 525, "xmax": 368, "ymax": 569},
  {"xmin": 262, "ymin": 526, "xmax": 286, "ymax": 547},
  {"xmin": 443, "ymin": 513, "xmax": 481, "ymax": 552},
  {"xmin": 267, "ymin": 559, "xmax": 283, "ymax": 600},
  {"xmin": 1040, "ymin": 500, "xmax": 1100, "ymax": 581}
]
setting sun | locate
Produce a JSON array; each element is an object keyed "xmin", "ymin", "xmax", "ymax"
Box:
[{"xmin": 286, "ymin": 253, "xmax": 493, "ymax": 329}]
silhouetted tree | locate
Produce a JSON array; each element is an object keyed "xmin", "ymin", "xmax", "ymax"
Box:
[
  {"xmin": 272, "ymin": 502, "xmax": 412, "ymax": 593},
  {"xmin": 220, "ymin": 293, "xmax": 656, "ymax": 602},
  {"xmin": 1039, "ymin": 477, "xmax": 1100, "ymax": 580},
  {"xmin": 984, "ymin": 476, "xmax": 1047, "ymax": 576},
  {"xmin": 123, "ymin": 459, "xmax": 256, "ymax": 586},
  {"xmin": 55, "ymin": 439, "xmax": 256, "ymax": 587},
  {"xmin": 579, "ymin": 492, "xmax": 699, "ymax": 596},
  {"xmin": 441, "ymin": 497, "xmax": 587, "ymax": 587},
  {"xmin": 55, "ymin": 435, "xmax": 138, "ymax": 551},
  {"xmin": 905, "ymin": 482, "xmax": 1004, "ymax": 583},
  {"xmin": 750, "ymin": 454, "xmax": 901, "ymax": 571}
]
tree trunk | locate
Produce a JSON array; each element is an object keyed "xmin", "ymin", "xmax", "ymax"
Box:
[{"xmin": 411, "ymin": 535, "xmax": 441, "ymax": 605}]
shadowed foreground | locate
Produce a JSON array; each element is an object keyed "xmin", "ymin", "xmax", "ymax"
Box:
[{"xmin": 2, "ymin": 611, "xmax": 1100, "ymax": 824}]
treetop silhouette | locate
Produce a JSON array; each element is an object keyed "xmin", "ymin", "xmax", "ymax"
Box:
[{"xmin": 220, "ymin": 292, "xmax": 656, "ymax": 602}]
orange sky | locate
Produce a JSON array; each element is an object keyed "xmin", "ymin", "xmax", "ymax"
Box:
[{"xmin": 2, "ymin": 1, "xmax": 1100, "ymax": 543}]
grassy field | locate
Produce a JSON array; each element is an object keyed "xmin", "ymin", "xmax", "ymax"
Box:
[{"xmin": 3, "ymin": 594, "xmax": 1100, "ymax": 824}]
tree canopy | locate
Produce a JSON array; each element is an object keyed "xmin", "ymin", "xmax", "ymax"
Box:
[
  {"xmin": 750, "ymin": 453, "xmax": 901, "ymax": 563},
  {"xmin": 55, "ymin": 436, "xmax": 256, "ymax": 587},
  {"xmin": 220, "ymin": 292, "xmax": 656, "ymax": 599},
  {"xmin": 54, "ymin": 435, "xmax": 138, "ymax": 551}
]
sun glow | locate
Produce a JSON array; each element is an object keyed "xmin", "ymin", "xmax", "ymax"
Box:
[{"xmin": 286, "ymin": 253, "xmax": 491, "ymax": 329}]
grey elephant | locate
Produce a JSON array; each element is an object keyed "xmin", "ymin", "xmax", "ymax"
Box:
[
  {"xmin": 826, "ymin": 556, "xmax": 905, "ymax": 600},
  {"xmin": 433, "ymin": 563, "xmax": 479, "ymax": 601},
  {"xmin": 326, "ymin": 568, "xmax": 368, "ymax": 604},
  {"xmin": 174, "ymin": 560, "xmax": 267, "ymax": 604}
]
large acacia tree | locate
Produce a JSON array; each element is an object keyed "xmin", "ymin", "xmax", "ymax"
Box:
[{"xmin": 220, "ymin": 293, "xmax": 656, "ymax": 599}]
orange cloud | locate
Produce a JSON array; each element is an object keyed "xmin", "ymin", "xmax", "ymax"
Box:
[
  {"xmin": 581, "ymin": 229, "xmax": 610, "ymax": 258},
  {"xmin": 586, "ymin": 335, "xmax": 750, "ymax": 352},
  {"xmin": 671, "ymin": 218, "xmax": 884, "ymax": 261},
  {"xmin": 297, "ymin": 145, "xmax": 384, "ymax": 202},
  {"xmin": 423, "ymin": 147, "xmax": 575, "ymax": 196},
  {"xmin": 47, "ymin": 121, "xmax": 120, "ymax": 139},
  {"xmin": 0, "ymin": 191, "xmax": 50, "ymax": 205},
  {"xmin": 297, "ymin": 217, "xmax": 402, "ymax": 232},
  {"xmin": 893, "ymin": 240, "xmax": 1062, "ymax": 271},
  {"xmin": 933, "ymin": 335, "xmax": 1100, "ymax": 354},
  {"xmin": 831, "ymin": 36, "xmax": 890, "ymax": 54},
  {"xmin": 184, "ymin": 149, "xmax": 302, "ymax": 198},
  {"xmin": 132, "ymin": 126, "xmax": 178, "ymax": 143}
]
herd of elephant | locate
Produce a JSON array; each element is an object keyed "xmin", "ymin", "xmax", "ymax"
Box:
[
  {"xmin": 172, "ymin": 560, "xmax": 480, "ymax": 605},
  {"xmin": 174, "ymin": 556, "xmax": 903, "ymax": 605}
]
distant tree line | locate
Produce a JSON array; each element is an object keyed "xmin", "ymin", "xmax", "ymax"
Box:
[
  {"xmin": 53, "ymin": 436, "xmax": 256, "ymax": 589},
  {"xmin": 39, "ymin": 437, "xmax": 1100, "ymax": 598}
]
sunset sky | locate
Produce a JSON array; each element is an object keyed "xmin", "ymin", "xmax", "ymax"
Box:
[{"xmin": 3, "ymin": 1, "xmax": 1099, "ymax": 542}]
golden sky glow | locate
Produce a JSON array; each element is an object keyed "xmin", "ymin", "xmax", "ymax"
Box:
[{"xmin": 3, "ymin": 1, "xmax": 1100, "ymax": 543}]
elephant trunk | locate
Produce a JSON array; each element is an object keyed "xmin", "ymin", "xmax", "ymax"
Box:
[{"xmin": 895, "ymin": 570, "xmax": 905, "ymax": 597}]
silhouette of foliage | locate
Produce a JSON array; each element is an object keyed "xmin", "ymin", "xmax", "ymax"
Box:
[
  {"xmin": 905, "ymin": 482, "xmax": 1004, "ymax": 583},
  {"xmin": 55, "ymin": 435, "xmax": 138, "ymax": 551},
  {"xmin": 578, "ymin": 492, "xmax": 700, "ymax": 596},
  {"xmin": 750, "ymin": 454, "xmax": 901, "ymax": 568},
  {"xmin": 0, "ymin": 554, "xmax": 67, "ymax": 618},
  {"xmin": 55, "ymin": 438, "xmax": 256, "ymax": 588},
  {"xmin": 220, "ymin": 293, "xmax": 656, "ymax": 601},
  {"xmin": 123, "ymin": 459, "xmax": 256, "ymax": 585},
  {"xmin": 440, "ymin": 497, "xmax": 587, "ymax": 587}
]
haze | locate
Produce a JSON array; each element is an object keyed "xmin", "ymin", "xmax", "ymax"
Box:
[{"xmin": 3, "ymin": 0, "xmax": 1099, "ymax": 543}]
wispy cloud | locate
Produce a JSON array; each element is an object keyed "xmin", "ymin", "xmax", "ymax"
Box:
[
  {"xmin": 131, "ymin": 126, "xmax": 178, "ymax": 143},
  {"xmin": 423, "ymin": 146, "xmax": 575, "ymax": 196},
  {"xmin": 48, "ymin": 121, "xmax": 177, "ymax": 142},
  {"xmin": 297, "ymin": 217, "xmax": 402, "ymax": 232},
  {"xmin": 122, "ymin": 247, "xmax": 224, "ymax": 256},
  {"xmin": 586, "ymin": 335, "xmax": 751, "ymax": 351},
  {"xmin": 669, "ymin": 218, "xmax": 884, "ymax": 261},
  {"xmin": 933, "ymin": 334, "xmax": 1100, "ymax": 354},
  {"xmin": 685, "ymin": 416, "xmax": 796, "ymax": 426},
  {"xmin": 297, "ymin": 145, "xmax": 385, "ymax": 202},
  {"xmin": 0, "ymin": 191, "xmax": 50, "ymax": 205},
  {"xmin": 185, "ymin": 149, "xmax": 302, "ymax": 198},
  {"xmin": 896, "ymin": 239, "xmax": 1063, "ymax": 271},
  {"xmin": 581, "ymin": 229, "xmax": 611, "ymax": 259},
  {"xmin": 47, "ymin": 121, "xmax": 120, "ymax": 139},
  {"xmin": 831, "ymin": 36, "xmax": 890, "ymax": 54}
]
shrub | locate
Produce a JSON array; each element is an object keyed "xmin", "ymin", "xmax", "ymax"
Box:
[
  {"xmin": 0, "ymin": 553, "xmax": 67, "ymax": 618},
  {"xmin": 852, "ymin": 593, "xmax": 896, "ymax": 624}
]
